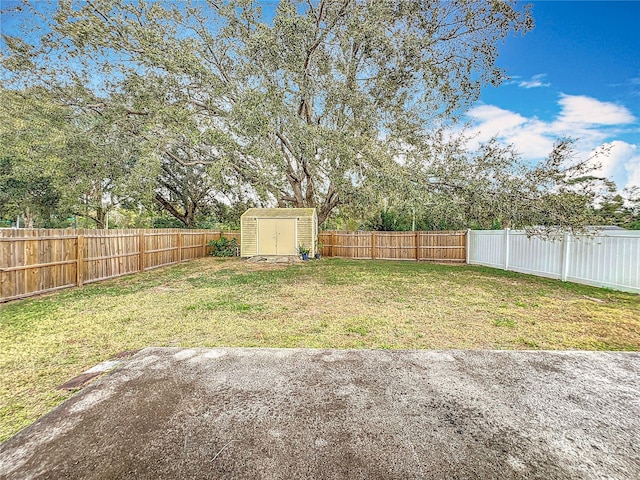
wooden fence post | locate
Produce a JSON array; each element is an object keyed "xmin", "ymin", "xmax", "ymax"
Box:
[
  {"xmin": 415, "ymin": 231, "xmax": 420, "ymax": 261},
  {"xmin": 202, "ymin": 232, "xmax": 207, "ymax": 258},
  {"xmin": 371, "ymin": 232, "xmax": 376, "ymax": 259},
  {"xmin": 177, "ymin": 231, "xmax": 182, "ymax": 262},
  {"xmin": 76, "ymin": 235, "xmax": 84, "ymax": 287},
  {"xmin": 330, "ymin": 231, "xmax": 335, "ymax": 257},
  {"xmin": 139, "ymin": 232, "xmax": 146, "ymax": 272}
]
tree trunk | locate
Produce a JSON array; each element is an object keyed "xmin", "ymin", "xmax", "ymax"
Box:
[
  {"xmin": 317, "ymin": 184, "xmax": 340, "ymax": 226},
  {"xmin": 23, "ymin": 207, "xmax": 35, "ymax": 228},
  {"xmin": 184, "ymin": 203, "xmax": 196, "ymax": 228},
  {"xmin": 95, "ymin": 205, "xmax": 106, "ymax": 229},
  {"xmin": 154, "ymin": 193, "xmax": 196, "ymax": 227}
]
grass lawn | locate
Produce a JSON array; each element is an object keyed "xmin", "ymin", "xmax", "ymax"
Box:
[{"xmin": 1, "ymin": 257, "xmax": 639, "ymax": 441}]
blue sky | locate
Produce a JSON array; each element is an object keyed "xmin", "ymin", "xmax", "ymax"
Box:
[{"xmin": 469, "ymin": 1, "xmax": 640, "ymax": 192}]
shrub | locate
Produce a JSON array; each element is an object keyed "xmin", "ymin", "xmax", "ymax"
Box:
[{"xmin": 208, "ymin": 236, "xmax": 238, "ymax": 257}]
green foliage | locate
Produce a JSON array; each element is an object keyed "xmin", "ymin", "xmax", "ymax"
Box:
[
  {"xmin": 0, "ymin": 156, "xmax": 61, "ymax": 226},
  {"xmin": 154, "ymin": 159, "xmax": 225, "ymax": 227},
  {"xmin": 0, "ymin": 85, "xmax": 155, "ymax": 228},
  {"xmin": 386, "ymin": 137, "xmax": 615, "ymax": 236},
  {"xmin": 365, "ymin": 210, "xmax": 412, "ymax": 232},
  {"xmin": 1, "ymin": 0, "xmax": 533, "ymax": 227},
  {"xmin": 152, "ymin": 215, "xmax": 185, "ymax": 229},
  {"xmin": 297, "ymin": 244, "xmax": 311, "ymax": 256},
  {"xmin": 208, "ymin": 236, "xmax": 238, "ymax": 257},
  {"xmin": 2, "ymin": 2, "xmax": 623, "ymax": 235},
  {"xmin": 592, "ymin": 187, "xmax": 640, "ymax": 229},
  {"xmin": 627, "ymin": 219, "xmax": 640, "ymax": 230}
]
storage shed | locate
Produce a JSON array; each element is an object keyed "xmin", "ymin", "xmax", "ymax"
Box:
[{"xmin": 240, "ymin": 208, "xmax": 318, "ymax": 258}]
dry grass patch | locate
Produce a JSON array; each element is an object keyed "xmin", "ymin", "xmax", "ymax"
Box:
[{"xmin": 1, "ymin": 257, "xmax": 639, "ymax": 441}]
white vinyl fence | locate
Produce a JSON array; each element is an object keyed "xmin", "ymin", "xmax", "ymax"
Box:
[{"xmin": 467, "ymin": 229, "xmax": 640, "ymax": 294}]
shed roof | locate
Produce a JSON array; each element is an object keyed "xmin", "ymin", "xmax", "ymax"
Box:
[{"xmin": 241, "ymin": 208, "xmax": 316, "ymax": 218}]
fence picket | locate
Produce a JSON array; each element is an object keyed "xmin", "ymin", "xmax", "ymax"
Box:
[
  {"xmin": 0, "ymin": 229, "xmax": 240, "ymax": 302},
  {"xmin": 318, "ymin": 230, "xmax": 466, "ymax": 263}
]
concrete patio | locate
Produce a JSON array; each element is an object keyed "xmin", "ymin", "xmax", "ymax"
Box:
[{"xmin": 1, "ymin": 348, "xmax": 638, "ymax": 479}]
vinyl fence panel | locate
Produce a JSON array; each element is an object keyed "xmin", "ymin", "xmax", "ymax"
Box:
[
  {"xmin": 507, "ymin": 231, "xmax": 564, "ymax": 279},
  {"xmin": 467, "ymin": 230, "xmax": 505, "ymax": 269},
  {"xmin": 468, "ymin": 229, "xmax": 640, "ymax": 293},
  {"xmin": 566, "ymin": 232, "xmax": 640, "ymax": 292}
]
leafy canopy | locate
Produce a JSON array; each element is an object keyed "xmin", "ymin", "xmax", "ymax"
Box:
[{"xmin": 2, "ymin": 0, "xmax": 534, "ymax": 225}]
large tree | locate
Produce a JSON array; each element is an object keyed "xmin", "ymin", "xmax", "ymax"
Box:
[
  {"xmin": 0, "ymin": 85, "xmax": 153, "ymax": 227},
  {"xmin": 2, "ymin": 0, "xmax": 533, "ymax": 224},
  {"xmin": 0, "ymin": 157, "xmax": 61, "ymax": 227},
  {"xmin": 0, "ymin": 86, "xmax": 68, "ymax": 226}
]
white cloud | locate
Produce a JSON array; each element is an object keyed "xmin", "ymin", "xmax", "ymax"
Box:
[
  {"xmin": 466, "ymin": 105, "xmax": 527, "ymax": 142},
  {"xmin": 503, "ymin": 75, "xmax": 521, "ymax": 86},
  {"xmin": 466, "ymin": 104, "xmax": 555, "ymax": 159},
  {"xmin": 589, "ymin": 141, "xmax": 638, "ymax": 187},
  {"xmin": 555, "ymin": 94, "xmax": 636, "ymax": 127},
  {"xmin": 467, "ymin": 94, "xmax": 640, "ymax": 190},
  {"xmin": 518, "ymin": 73, "xmax": 550, "ymax": 89},
  {"xmin": 624, "ymin": 148, "xmax": 640, "ymax": 189},
  {"xmin": 506, "ymin": 127, "xmax": 555, "ymax": 160}
]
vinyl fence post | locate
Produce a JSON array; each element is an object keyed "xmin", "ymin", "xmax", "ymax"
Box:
[
  {"xmin": 504, "ymin": 228, "xmax": 511, "ymax": 271},
  {"xmin": 561, "ymin": 232, "xmax": 571, "ymax": 282},
  {"xmin": 465, "ymin": 229, "xmax": 471, "ymax": 264}
]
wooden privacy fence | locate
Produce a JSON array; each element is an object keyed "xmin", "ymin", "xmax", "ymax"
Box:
[
  {"xmin": 318, "ymin": 230, "xmax": 466, "ymax": 262},
  {"xmin": 0, "ymin": 229, "xmax": 240, "ymax": 302}
]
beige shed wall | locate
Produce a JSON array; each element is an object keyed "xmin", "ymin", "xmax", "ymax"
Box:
[
  {"xmin": 241, "ymin": 216, "xmax": 258, "ymax": 257},
  {"xmin": 296, "ymin": 217, "xmax": 315, "ymax": 254},
  {"xmin": 240, "ymin": 209, "xmax": 317, "ymax": 257}
]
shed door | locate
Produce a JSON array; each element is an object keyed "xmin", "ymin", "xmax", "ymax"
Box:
[
  {"xmin": 257, "ymin": 219, "xmax": 278, "ymax": 255},
  {"xmin": 275, "ymin": 219, "xmax": 296, "ymax": 255},
  {"xmin": 257, "ymin": 219, "xmax": 296, "ymax": 255}
]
